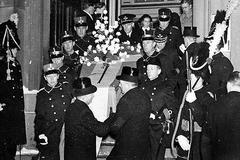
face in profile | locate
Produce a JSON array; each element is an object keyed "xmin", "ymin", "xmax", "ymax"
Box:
[
  {"xmin": 142, "ymin": 40, "xmax": 156, "ymax": 55},
  {"xmin": 45, "ymin": 73, "xmax": 59, "ymax": 87}
]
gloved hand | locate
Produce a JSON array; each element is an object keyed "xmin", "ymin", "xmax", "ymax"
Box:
[
  {"xmin": 39, "ymin": 134, "xmax": 48, "ymax": 145},
  {"xmin": 0, "ymin": 103, "xmax": 6, "ymax": 111},
  {"xmin": 186, "ymin": 91, "xmax": 197, "ymax": 103},
  {"xmin": 177, "ymin": 135, "xmax": 190, "ymax": 151}
]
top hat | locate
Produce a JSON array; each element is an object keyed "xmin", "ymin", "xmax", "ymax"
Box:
[
  {"xmin": 158, "ymin": 8, "xmax": 171, "ymax": 21},
  {"xmin": 119, "ymin": 14, "xmax": 136, "ymax": 25},
  {"xmin": 116, "ymin": 66, "xmax": 139, "ymax": 83},
  {"xmin": 142, "ymin": 34, "xmax": 154, "ymax": 41},
  {"xmin": 154, "ymin": 33, "xmax": 167, "ymax": 43},
  {"xmin": 43, "ymin": 63, "xmax": 59, "ymax": 76},
  {"xmin": 74, "ymin": 16, "xmax": 88, "ymax": 27},
  {"xmin": 147, "ymin": 57, "xmax": 162, "ymax": 68},
  {"xmin": 183, "ymin": 26, "xmax": 200, "ymax": 37},
  {"xmin": 72, "ymin": 77, "xmax": 97, "ymax": 96},
  {"xmin": 49, "ymin": 46, "xmax": 63, "ymax": 59},
  {"xmin": 61, "ymin": 31, "xmax": 74, "ymax": 43}
]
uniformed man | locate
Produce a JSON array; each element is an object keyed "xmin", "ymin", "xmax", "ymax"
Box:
[
  {"xmin": 61, "ymin": 31, "xmax": 82, "ymax": 77},
  {"xmin": 0, "ymin": 17, "xmax": 26, "ymax": 160},
  {"xmin": 114, "ymin": 14, "xmax": 142, "ymax": 46},
  {"xmin": 73, "ymin": 16, "xmax": 95, "ymax": 54},
  {"xmin": 0, "ymin": 45, "xmax": 26, "ymax": 160},
  {"xmin": 50, "ymin": 46, "xmax": 76, "ymax": 84},
  {"xmin": 34, "ymin": 63, "xmax": 72, "ymax": 160},
  {"xmin": 141, "ymin": 57, "xmax": 177, "ymax": 160},
  {"xmin": 107, "ymin": 66, "xmax": 151, "ymax": 160},
  {"xmin": 154, "ymin": 8, "xmax": 184, "ymax": 56},
  {"xmin": 174, "ymin": 42, "xmax": 215, "ymax": 160}
]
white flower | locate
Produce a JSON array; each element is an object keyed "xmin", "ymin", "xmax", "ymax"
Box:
[
  {"xmin": 100, "ymin": 24, "xmax": 105, "ymax": 30},
  {"xmin": 83, "ymin": 51, "xmax": 88, "ymax": 56},
  {"xmin": 109, "ymin": 35, "xmax": 113, "ymax": 40},
  {"xmin": 103, "ymin": 10, "xmax": 108, "ymax": 15},
  {"xmin": 104, "ymin": 30, "xmax": 109, "ymax": 36},
  {"xmin": 92, "ymin": 31, "xmax": 96, "ymax": 35},
  {"xmin": 88, "ymin": 45, "xmax": 92, "ymax": 50},
  {"xmin": 103, "ymin": 49, "xmax": 108, "ymax": 54},
  {"xmin": 116, "ymin": 32, "xmax": 121, "ymax": 36},
  {"xmin": 130, "ymin": 46, "xmax": 134, "ymax": 51},
  {"xmin": 136, "ymin": 48, "xmax": 141, "ymax": 53},
  {"xmin": 126, "ymin": 55, "xmax": 130, "ymax": 58},
  {"xmin": 95, "ymin": 39, "xmax": 99, "ymax": 43},
  {"xmin": 114, "ymin": 21, "xmax": 119, "ymax": 28},
  {"xmin": 103, "ymin": 16, "xmax": 108, "ymax": 21},
  {"xmin": 96, "ymin": 44, "xmax": 101, "ymax": 51},
  {"xmin": 95, "ymin": 25, "xmax": 100, "ymax": 30},
  {"xmin": 94, "ymin": 57, "xmax": 100, "ymax": 62},
  {"xmin": 93, "ymin": 50, "xmax": 97, "ymax": 54},
  {"xmin": 120, "ymin": 58, "xmax": 126, "ymax": 62},
  {"xmin": 87, "ymin": 62, "xmax": 91, "ymax": 66},
  {"xmin": 104, "ymin": 21, "xmax": 109, "ymax": 24},
  {"xmin": 120, "ymin": 46, "xmax": 124, "ymax": 50}
]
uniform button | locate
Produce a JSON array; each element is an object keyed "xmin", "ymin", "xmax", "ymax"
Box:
[
  {"xmin": 63, "ymin": 102, "xmax": 66, "ymax": 105},
  {"xmin": 21, "ymin": 96, "xmax": 23, "ymax": 98},
  {"xmin": 142, "ymin": 87, "xmax": 145, "ymax": 90},
  {"xmin": 143, "ymin": 66, "xmax": 146, "ymax": 68},
  {"xmin": 145, "ymin": 79, "xmax": 147, "ymax": 82},
  {"xmin": 152, "ymin": 93, "xmax": 154, "ymax": 95},
  {"xmin": 49, "ymin": 98, "xmax": 52, "ymax": 101},
  {"xmin": 150, "ymin": 98, "xmax": 153, "ymax": 101},
  {"xmin": 169, "ymin": 39, "xmax": 172, "ymax": 41},
  {"xmin": 64, "ymin": 76, "xmax": 66, "ymax": 79},
  {"xmin": 144, "ymin": 73, "xmax": 146, "ymax": 75},
  {"xmin": 60, "ymin": 88, "xmax": 62, "ymax": 90},
  {"xmin": 154, "ymin": 87, "xmax": 156, "ymax": 90},
  {"xmin": 12, "ymin": 87, "xmax": 15, "ymax": 89},
  {"xmin": 51, "ymin": 105, "xmax": 54, "ymax": 108},
  {"xmin": 13, "ymin": 96, "xmax": 15, "ymax": 98},
  {"xmin": 61, "ymin": 95, "xmax": 64, "ymax": 98},
  {"xmin": 12, "ymin": 78, "xmax": 14, "ymax": 80},
  {"xmin": 64, "ymin": 109, "xmax": 66, "ymax": 112},
  {"xmin": 55, "ymin": 119, "xmax": 58, "ymax": 122},
  {"xmin": 53, "ymin": 112, "xmax": 56, "ymax": 115}
]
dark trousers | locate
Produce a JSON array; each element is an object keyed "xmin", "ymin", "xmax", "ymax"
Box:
[{"xmin": 0, "ymin": 138, "xmax": 17, "ymax": 160}]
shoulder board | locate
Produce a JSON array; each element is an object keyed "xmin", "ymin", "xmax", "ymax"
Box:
[
  {"xmin": 62, "ymin": 81, "xmax": 69, "ymax": 85},
  {"xmin": 38, "ymin": 88, "xmax": 45, "ymax": 93},
  {"xmin": 172, "ymin": 26, "xmax": 179, "ymax": 30},
  {"xmin": 207, "ymin": 92, "xmax": 214, "ymax": 98}
]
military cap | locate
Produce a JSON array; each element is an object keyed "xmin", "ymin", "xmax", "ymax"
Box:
[
  {"xmin": 119, "ymin": 14, "xmax": 136, "ymax": 25},
  {"xmin": 116, "ymin": 66, "xmax": 139, "ymax": 83},
  {"xmin": 49, "ymin": 46, "xmax": 63, "ymax": 59},
  {"xmin": 72, "ymin": 77, "xmax": 97, "ymax": 97},
  {"xmin": 147, "ymin": 57, "xmax": 162, "ymax": 68},
  {"xmin": 183, "ymin": 26, "xmax": 200, "ymax": 37},
  {"xmin": 74, "ymin": 16, "xmax": 88, "ymax": 27},
  {"xmin": 154, "ymin": 33, "xmax": 167, "ymax": 43},
  {"xmin": 158, "ymin": 8, "xmax": 171, "ymax": 21},
  {"xmin": 61, "ymin": 30, "xmax": 74, "ymax": 43},
  {"xmin": 43, "ymin": 63, "xmax": 59, "ymax": 76},
  {"xmin": 142, "ymin": 34, "xmax": 155, "ymax": 41}
]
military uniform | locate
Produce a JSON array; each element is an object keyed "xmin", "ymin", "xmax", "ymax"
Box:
[
  {"xmin": 0, "ymin": 56, "xmax": 26, "ymax": 160},
  {"xmin": 58, "ymin": 64, "xmax": 76, "ymax": 84},
  {"xmin": 207, "ymin": 52, "xmax": 234, "ymax": 100},
  {"xmin": 34, "ymin": 81, "xmax": 72, "ymax": 160},
  {"xmin": 74, "ymin": 34, "xmax": 95, "ymax": 55},
  {"xmin": 141, "ymin": 76, "xmax": 177, "ymax": 160}
]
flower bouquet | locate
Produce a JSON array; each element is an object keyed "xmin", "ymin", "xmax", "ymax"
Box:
[{"xmin": 79, "ymin": 10, "xmax": 142, "ymax": 66}]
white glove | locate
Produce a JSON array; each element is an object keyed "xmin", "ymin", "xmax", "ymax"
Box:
[
  {"xmin": 186, "ymin": 91, "xmax": 197, "ymax": 103},
  {"xmin": 177, "ymin": 135, "xmax": 190, "ymax": 151},
  {"xmin": 179, "ymin": 44, "xmax": 186, "ymax": 53},
  {"xmin": 150, "ymin": 113, "xmax": 156, "ymax": 119},
  {"xmin": 39, "ymin": 134, "xmax": 48, "ymax": 145},
  {"xmin": 0, "ymin": 103, "xmax": 6, "ymax": 111},
  {"xmin": 163, "ymin": 108, "xmax": 171, "ymax": 120}
]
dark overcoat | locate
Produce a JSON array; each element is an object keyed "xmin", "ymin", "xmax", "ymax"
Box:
[
  {"xmin": 64, "ymin": 99, "xmax": 113, "ymax": 160},
  {"xmin": 107, "ymin": 87, "xmax": 151, "ymax": 160},
  {"xmin": 0, "ymin": 57, "xmax": 26, "ymax": 145}
]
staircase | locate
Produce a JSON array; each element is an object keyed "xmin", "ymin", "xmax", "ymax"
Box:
[{"xmin": 97, "ymin": 136, "xmax": 115, "ymax": 160}]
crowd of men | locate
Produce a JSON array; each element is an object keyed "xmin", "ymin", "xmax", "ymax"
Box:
[{"xmin": 1, "ymin": 0, "xmax": 240, "ymax": 160}]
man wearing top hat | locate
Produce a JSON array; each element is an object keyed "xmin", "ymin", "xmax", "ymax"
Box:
[
  {"xmin": 114, "ymin": 14, "xmax": 142, "ymax": 46},
  {"xmin": 107, "ymin": 66, "xmax": 151, "ymax": 160},
  {"xmin": 61, "ymin": 30, "xmax": 82, "ymax": 78},
  {"xmin": 34, "ymin": 63, "xmax": 72, "ymax": 160},
  {"xmin": 0, "ymin": 37, "xmax": 26, "ymax": 159},
  {"xmin": 140, "ymin": 57, "xmax": 177, "ymax": 160},
  {"xmin": 154, "ymin": 8, "xmax": 184, "ymax": 55},
  {"xmin": 64, "ymin": 77, "xmax": 114, "ymax": 160},
  {"xmin": 73, "ymin": 16, "xmax": 95, "ymax": 55}
]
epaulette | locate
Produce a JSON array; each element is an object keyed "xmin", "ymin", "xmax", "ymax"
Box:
[
  {"xmin": 38, "ymin": 88, "xmax": 45, "ymax": 93},
  {"xmin": 172, "ymin": 26, "xmax": 179, "ymax": 30}
]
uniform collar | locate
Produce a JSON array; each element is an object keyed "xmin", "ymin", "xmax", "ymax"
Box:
[{"xmin": 44, "ymin": 82, "xmax": 62, "ymax": 93}]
